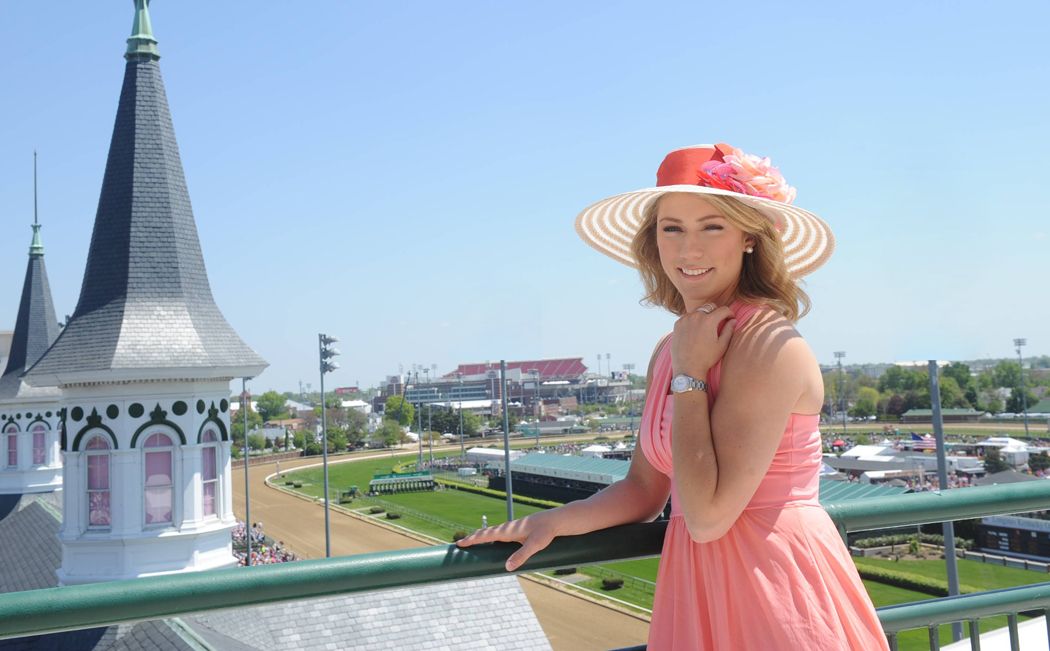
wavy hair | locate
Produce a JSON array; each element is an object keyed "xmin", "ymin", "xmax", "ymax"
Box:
[{"xmin": 629, "ymin": 193, "xmax": 810, "ymax": 321}]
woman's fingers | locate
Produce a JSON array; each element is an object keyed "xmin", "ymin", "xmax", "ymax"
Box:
[
  {"xmin": 505, "ymin": 532, "xmax": 554, "ymax": 572},
  {"xmin": 456, "ymin": 520, "xmax": 525, "ymax": 547}
]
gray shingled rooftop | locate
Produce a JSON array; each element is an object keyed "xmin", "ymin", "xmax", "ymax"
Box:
[
  {"xmin": 25, "ymin": 42, "xmax": 265, "ymax": 386},
  {"xmin": 0, "ymin": 493, "xmax": 551, "ymax": 651},
  {"xmin": 0, "ymin": 226, "xmax": 60, "ymax": 401}
]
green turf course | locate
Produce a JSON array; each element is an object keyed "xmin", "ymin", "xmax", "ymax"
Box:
[{"xmin": 854, "ymin": 556, "xmax": 1050, "ymax": 590}]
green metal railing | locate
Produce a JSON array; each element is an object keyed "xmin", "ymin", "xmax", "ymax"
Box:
[{"xmin": 1, "ymin": 482, "xmax": 1050, "ymax": 648}]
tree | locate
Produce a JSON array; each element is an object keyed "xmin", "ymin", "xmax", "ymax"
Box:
[
  {"xmin": 942, "ymin": 363, "xmax": 973, "ymax": 393},
  {"xmin": 878, "ymin": 366, "xmax": 927, "ymax": 393},
  {"xmin": 344, "ymin": 409, "xmax": 368, "ymax": 447},
  {"xmin": 980, "ymin": 393, "xmax": 1004, "ymax": 414},
  {"xmin": 884, "ymin": 394, "xmax": 907, "ymax": 417},
  {"xmin": 849, "ymin": 387, "xmax": 879, "ymax": 418},
  {"xmin": 1006, "ymin": 387, "xmax": 1038, "ymax": 414},
  {"xmin": 230, "ymin": 405, "xmax": 263, "ymax": 446},
  {"xmin": 384, "ymin": 396, "xmax": 415, "ymax": 427},
  {"xmin": 983, "ymin": 447, "xmax": 1011, "ymax": 473},
  {"xmin": 375, "ymin": 419, "xmax": 404, "ymax": 447},
  {"xmin": 1029, "ymin": 452, "xmax": 1050, "ymax": 474},
  {"xmin": 247, "ymin": 432, "xmax": 266, "ymax": 451},
  {"xmin": 325, "ymin": 427, "xmax": 348, "ymax": 453},
  {"xmin": 991, "ymin": 361, "xmax": 1023, "ymax": 389},
  {"xmin": 256, "ymin": 390, "xmax": 288, "ymax": 422},
  {"xmin": 936, "ymin": 376, "xmax": 969, "ymax": 408}
]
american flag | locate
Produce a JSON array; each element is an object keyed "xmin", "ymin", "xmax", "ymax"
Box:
[{"xmin": 911, "ymin": 433, "xmax": 936, "ymax": 451}]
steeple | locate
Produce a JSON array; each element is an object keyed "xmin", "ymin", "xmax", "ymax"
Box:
[
  {"xmin": 30, "ymin": 151, "xmax": 44, "ymax": 257},
  {"xmin": 126, "ymin": 0, "xmax": 160, "ymax": 61},
  {"xmin": 0, "ymin": 154, "xmax": 60, "ymax": 401},
  {"xmin": 25, "ymin": 1, "xmax": 267, "ymax": 387}
]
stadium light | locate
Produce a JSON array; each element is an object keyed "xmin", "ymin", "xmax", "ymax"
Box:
[
  {"xmin": 1015, "ymin": 338, "xmax": 1030, "ymax": 437},
  {"xmin": 318, "ymin": 333, "xmax": 340, "ymax": 558}
]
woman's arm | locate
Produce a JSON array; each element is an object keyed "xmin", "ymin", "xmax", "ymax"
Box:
[{"xmin": 670, "ymin": 311, "xmax": 813, "ymax": 542}]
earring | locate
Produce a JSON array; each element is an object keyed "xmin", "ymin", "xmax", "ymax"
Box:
[{"xmin": 745, "ymin": 246, "xmax": 754, "ymax": 254}]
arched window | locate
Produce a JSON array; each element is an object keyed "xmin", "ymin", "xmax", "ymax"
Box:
[
  {"xmin": 143, "ymin": 432, "xmax": 174, "ymax": 526},
  {"xmin": 86, "ymin": 435, "xmax": 112, "ymax": 528},
  {"xmin": 201, "ymin": 429, "xmax": 219, "ymax": 517},
  {"xmin": 31, "ymin": 424, "xmax": 47, "ymax": 465},
  {"xmin": 4, "ymin": 424, "xmax": 17, "ymax": 468}
]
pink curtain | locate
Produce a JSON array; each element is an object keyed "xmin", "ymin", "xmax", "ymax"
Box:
[
  {"xmin": 6, "ymin": 436, "xmax": 15, "ymax": 467},
  {"xmin": 144, "ymin": 450, "xmax": 173, "ymax": 524},
  {"xmin": 33, "ymin": 430, "xmax": 45, "ymax": 465},
  {"xmin": 203, "ymin": 483, "xmax": 216, "ymax": 517},
  {"xmin": 89, "ymin": 491, "xmax": 111, "ymax": 526}
]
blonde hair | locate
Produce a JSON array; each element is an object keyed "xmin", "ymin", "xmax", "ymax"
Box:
[{"xmin": 629, "ymin": 193, "xmax": 810, "ymax": 321}]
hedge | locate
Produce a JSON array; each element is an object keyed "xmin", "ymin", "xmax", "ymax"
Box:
[
  {"xmin": 435, "ymin": 478, "xmax": 562, "ymax": 509},
  {"xmin": 854, "ymin": 563, "xmax": 980, "ymax": 597},
  {"xmin": 853, "ymin": 533, "xmax": 974, "ymax": 550}
]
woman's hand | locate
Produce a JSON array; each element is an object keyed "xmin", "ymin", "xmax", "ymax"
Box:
[
  {"xmin": 671, "ymin": 305, "xmax": 736, "ymax": 377},
  {"xmin": 455, "ymin": 509, "xmax": 561, "ymax": 572}
]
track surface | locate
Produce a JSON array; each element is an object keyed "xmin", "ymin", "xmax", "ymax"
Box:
[{"xmin": 233, "ymin": 451, "xmax": 650, "ymax": 650}]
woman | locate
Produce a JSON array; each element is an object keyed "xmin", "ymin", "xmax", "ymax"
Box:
[{"xmin": 457, "ymin": 143, "xmax": 888, "ymax": 650}]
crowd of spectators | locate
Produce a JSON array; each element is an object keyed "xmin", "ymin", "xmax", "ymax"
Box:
[{"xmin": 232, "ymin": 521, "xmax": 298, "ymax": 566}]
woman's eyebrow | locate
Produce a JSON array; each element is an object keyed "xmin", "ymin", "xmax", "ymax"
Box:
[{"xmin": 657, "ymin": 214, "xmax": 723, "ymax": 223}]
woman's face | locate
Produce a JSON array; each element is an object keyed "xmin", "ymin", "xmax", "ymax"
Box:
[{"xmin": 655, "ymin": 193, "xmax": 753, "ymax": 312}]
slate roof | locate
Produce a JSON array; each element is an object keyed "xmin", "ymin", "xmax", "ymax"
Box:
[
  {"xmin": 0, "ymin": 226, "xmax": 60, "ymax": 402},
  {"xmin": 185, "ymin": 576, "xmax": 552, "ymax": 650},
  {"xmin": 25, "ymin": 23, "xmax": 266, "ymax": 387},
  {"xmin": 0, "ymin": 492, "xmax": 551, "ymax": 650}
]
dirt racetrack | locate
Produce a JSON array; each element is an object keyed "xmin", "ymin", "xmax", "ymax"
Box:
[{"xmin": 233, "ymin": 451, "xmax": 650, "ymax": 650}]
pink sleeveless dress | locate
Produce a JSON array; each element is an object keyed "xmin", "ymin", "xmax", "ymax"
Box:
[{"xmin": 641, "ymin": 301, "xmax": 888, "ymax": 650}]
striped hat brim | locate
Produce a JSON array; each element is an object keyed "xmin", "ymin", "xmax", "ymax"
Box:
[{"xmin": 574, "ymin": 184, "xmax": 834, "ymax": 278}]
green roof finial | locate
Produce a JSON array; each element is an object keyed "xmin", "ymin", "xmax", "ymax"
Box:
[
  {"xmin": 30, "ymin": 151, "xmax": 44, "ymax": 257},
  {"xmin": 126, "ymin": 0, "xmax": 160, "ymax": 60}
]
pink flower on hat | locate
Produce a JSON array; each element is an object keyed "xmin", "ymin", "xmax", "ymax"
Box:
[{"xmin": 697, "ymin": 146, "xmax": 797, "ymax": 204}]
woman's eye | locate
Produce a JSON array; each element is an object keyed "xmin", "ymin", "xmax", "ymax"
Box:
[
  {"xmin": 661, "ymin": 225, "xmax": 682, "ymax": 233},
  {"xmin": 703, "ymin": 224, "xmax": 724, "ymax": 231}
]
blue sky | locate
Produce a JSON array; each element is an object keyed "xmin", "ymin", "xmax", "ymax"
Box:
[{"xmin": 1, "ymin": 2, "xmax": 1047, "ymax": 392}]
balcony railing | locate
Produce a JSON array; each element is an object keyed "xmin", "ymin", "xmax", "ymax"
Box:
[{"xmin": 2, "ymin": 482, "xmax": 1050, "ymax": 649}]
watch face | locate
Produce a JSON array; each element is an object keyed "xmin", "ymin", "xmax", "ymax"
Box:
[{"xmin": 671, "ymin": 375, "xmax": 690, "ymax": 392}]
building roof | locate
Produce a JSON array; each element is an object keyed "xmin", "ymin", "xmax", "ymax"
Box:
[
  {"xmin": 24, "ymin": 1, "xmax": 265, "ymax": 387},
  {"xmin": 0, "ymin": 221, "xmax": 60, "ymax": 402},
  {"xmin": 901, "ymin": 409, "xmax": 983, "ymax": 417},
  {"xmin": 446, "ymin": 359, "xmax": 588, "ymax": 381},
  {"xmin": 0, "ymin": 491, "xmax": 551, "ymax": 650},
  {"xmin": 816, "ymin": 479, "xmax": 909, "ymax": 503}
]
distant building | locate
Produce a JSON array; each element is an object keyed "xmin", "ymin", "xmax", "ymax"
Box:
[{"xmin": 900, "ymin": 408, "xmax": 983, "ymax": 423}]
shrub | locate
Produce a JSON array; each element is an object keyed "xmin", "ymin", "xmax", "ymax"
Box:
[
  {"xmin": 293, "ymin": 482, "xmax": 302, "ymax": 488},
  {"xmin": 601, "ymin": 578, "xmax": 624, "ymax": 590},
  {"xmin": 285, "ymin": 481, "xmax": 295, "ymax": 486},
  {"xmin": 553, "ymin": 568, "xmax": 577, "ymax": 576},
  {"xmin": 434, "ymin": 478, "xmax": 561, "ymax": 509},
  {"xmin": 854, "ymin": 563, "xmax": 981, "ymax": 597},
  {"xmin": 452, "ymin": 531, "xmax": 468, "ymax": 542},
  {"xmin": 386, "ymin": 512, "xmax": 401, "ymax": 520},
  {"xmin": 852, "ymin": 533, "xmax": 973, "ymax": 551},
  {"xmin": 369, "ymin": 506, "xmax": 385, "ymax": 514}
]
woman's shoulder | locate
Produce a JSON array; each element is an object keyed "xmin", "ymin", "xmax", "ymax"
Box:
[{"xmin": 728, "ymin": 304, "xmax": 815, "ymax": 372}]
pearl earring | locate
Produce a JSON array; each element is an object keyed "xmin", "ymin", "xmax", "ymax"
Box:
[{"xmin": 745, "ymin": 246, "xmax": 754, "ymax": 254}]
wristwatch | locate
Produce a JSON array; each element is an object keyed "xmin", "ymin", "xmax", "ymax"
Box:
[{"xmin": 670, "ymin": 373, "xmax": 708, "ymax": 394}]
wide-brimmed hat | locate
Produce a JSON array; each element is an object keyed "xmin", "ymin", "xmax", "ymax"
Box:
[{"xmin": 574, "ymin": 143, "xmax": 834, "ymax": 278}]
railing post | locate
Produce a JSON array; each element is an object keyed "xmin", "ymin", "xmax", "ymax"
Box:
[
  {"xmin": 967, "ymin": 619, "xmax": 981, "ymax": 651},
  {"xmin": 1006, "ymin": 613, "xmax": 1019, "ymax": 651}
]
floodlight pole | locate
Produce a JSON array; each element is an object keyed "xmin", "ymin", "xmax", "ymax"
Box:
[
  {"xmin": 501, "ymin": 360, "xmax": 514, "ymax": 521},
  {"xmin": 318, "ymin": 333, "xmax": 340, "ymax": 558},
  {"xmin": 834, "ymin": 351, "xmax": 846, "ymax": 435},
  {"xmin": 1015, "ymin": 338, "xmax": 1030, "ymax": 437},
  {"xmin": 929, "ymin": 360, "xmax": 963, "ymax": 642}
]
